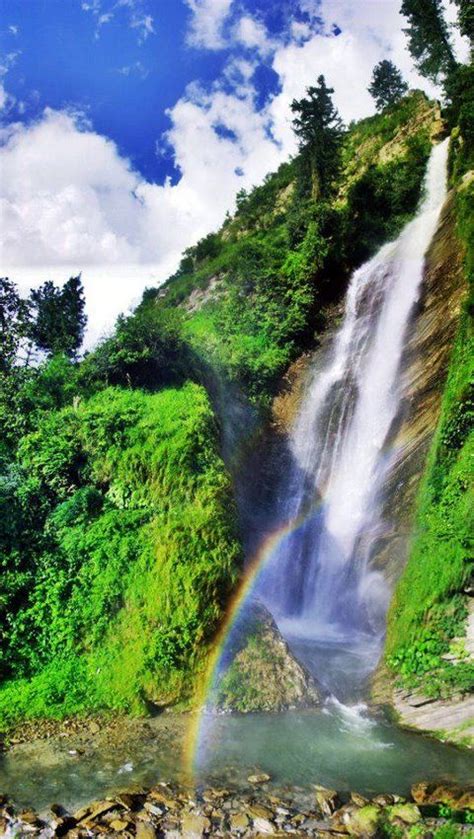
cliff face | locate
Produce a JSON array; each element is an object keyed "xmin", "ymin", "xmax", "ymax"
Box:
[
  {"xmin": 373, "ymin": 175, "xmax": 474, "ymax": 745},
  {"xmin": 370, "ymin": 190, "xmax": 465, "ymax": 585}
]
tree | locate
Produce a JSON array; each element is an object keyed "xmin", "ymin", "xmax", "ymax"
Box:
[
  {"xmin": 452, "ymin": 0, "xmax": 474, "ymax": 49},
  {"xmin": 291, "ymin": 75, "xmax": 344, "ymax": 198},
  {"xmin": 0, "ymin": 278, "xmax": 31, "ymax": 374},
  {"xmin": 401, "ymin": 0, "xmax": 457, "ymax": 81},
  {"xmin": 29, "ymin": 275, "xmax": 87, "ymax": 358},
  {"xmin": 369, "ymin": 60, "xmax": 409, "ymax": 111}
]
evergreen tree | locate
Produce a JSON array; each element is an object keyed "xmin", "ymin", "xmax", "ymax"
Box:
[
  {"xmin": 0, "ymin": 278, "xmax": 31, "ymax": 374},
  {"xmin": 29, "ymin": 275, "xmax": 87, "ymax": 358},
  {"xmin": 369, "ymin": 60, "xmax": 409, "ymax": 111},
  {"xmin": 401, "ymin": 0, "xmax": 457, "ymax": 81},
  {"xmin": 291, "ymin": 76, "xmax": 344, "ymax": 198},
  {"xmin": 452, "ymin": 0, "xmax": 474, "ymax": 52}
]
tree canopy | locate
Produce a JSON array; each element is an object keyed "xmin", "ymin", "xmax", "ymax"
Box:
[
  {"xmin": 401, "ymin": 0, "xmax": 457, "ymax": 81},
  {"xmin": 369, "ymin": 60, "xmax": 409, "ymax": 111},
  {"xmin": 291, "ymin": 75, "xmax": 344, "ymax": 198},
  {"xmin": 29, "ymin": 275, "xmax": 87, "ymax": 358}
]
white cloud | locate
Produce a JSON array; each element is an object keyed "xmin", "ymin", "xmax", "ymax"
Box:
[
  {"xmin": 0, "ymin": 82, "xmax": 7, "ymax": 111},
  {"xmin": 8, "ymin": 25, "xmax": 19, "ymax": 36},
  {"xmin": 184, "ymin": 0, "xmax": 233, "ymax": 49},
  {"xmin": 81, "ymin": 0, "xmax": 155, "ymax": 43},
  {"xmin": 233, "ymin": 15, "xmax": 273, "ymax": 55},
  {"xmin": 3, "ymin": 0, "xmax": 467, "ymax": 346}
]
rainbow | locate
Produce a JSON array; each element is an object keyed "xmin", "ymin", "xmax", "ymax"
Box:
[{"xmin": 182, "ymin": 499, "xmax": 324, "ymax": 781}]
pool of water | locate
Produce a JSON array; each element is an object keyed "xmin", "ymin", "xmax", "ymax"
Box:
[
  {"xmin": 3, "ymin": 702, "xmax": 473, "ymax": 814},
  {"xmin": 197, "ymin": 702, "xmax": 474, "ymax": 796}
]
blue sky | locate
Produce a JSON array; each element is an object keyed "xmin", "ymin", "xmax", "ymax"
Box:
[{"xmin": 0, "ymin": 0, "xmax": 467, "ymax": 343}]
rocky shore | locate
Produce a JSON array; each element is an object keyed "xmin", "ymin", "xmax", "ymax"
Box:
[{"xmin": 1, "ymin": 777, "xmax": 473, "ymax": 838}]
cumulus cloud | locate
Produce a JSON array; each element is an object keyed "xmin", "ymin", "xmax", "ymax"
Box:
[
  {"xmin": 185, "ymin": 0, "xmax": 233, "ymax": 49},
  {"xmin": 2, "ymin": 0, "xmax": 468, "ymax": 345}
]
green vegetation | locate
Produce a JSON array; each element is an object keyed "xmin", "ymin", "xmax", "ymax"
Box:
[
  {"xmin": 385, "ymin": 162, "xmax": 474, "ymax": 700},
  {"xmin": 152, "ymin": 91, "xmax": 436, "ymax": 404},
  {"xmin": 384, "ymin": 0, "xmax": 473, "ymax": 704},
  {"xmin": 0, "ymin": 381, "xmax": 242, "ymax": 727}
]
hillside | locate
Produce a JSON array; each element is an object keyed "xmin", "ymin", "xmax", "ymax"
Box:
[{"xmin": 0, "ymin": 90, "xmax": 461, "ymax": 731}]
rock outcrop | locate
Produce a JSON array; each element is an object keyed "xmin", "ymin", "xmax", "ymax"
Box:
[{"xmin": 215, "ymin": 600, "xmax": 322, "ymax": 712}]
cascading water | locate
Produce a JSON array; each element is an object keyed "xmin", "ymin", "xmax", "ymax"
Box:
[{"xmin": 259, "ymin": 138, "xmax": 450, "ymax": 699}]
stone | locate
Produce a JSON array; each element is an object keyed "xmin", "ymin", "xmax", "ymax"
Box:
[
  {"xmin": 372, "ymin": 794, "xmax": 395, "ymax": 807},
  {"xmin": 144, "ymin": 802, "xmax": 165, "ymax": 817},
  {"xmin": 387, "ymin": 803, "xmax": 421, "ymax": 825},
  {"xmin": 411, "ymin": 781, "xmax": 474, "ymax": 809},
  {"xmin": 253, "ymin": 816, "xmax": 275, "ymax": 834},
  {"xmin": 89, "ymin": 722, "xmax": 101, "ymax": 735},
  {"xmin": 229, "ymin": 812, "xmax": 249, "ymax": 832},
  {"xmin": 350, "ymin": 793, "xmax": 369, "ymax": 808},
  {"xmin": 217, "ymin": 601, "xmax": 322, "ymax": 712},
  {"xmin": 115, "ymin": 793, "xmax": 137, "ymax": 811},
  {"xmin": 74, "ymin": 800, "xmax": 115, "ymax": 823},
  {"xmin": 344, "ymin": 804, "xmax": 381, "ymax": 837},
  {"xmin": 136, "ymin": 824, "xmax": 158, "ymax": 839},
  {"xmin": 314, "ymin": 786, "xmax": 340, "ymax": 816},
  {"xmin": 181, "ymin": 812, "xmax": 211, "ymax": 837},
  {"xmin": 109, "ymin": 818, "xmax": 129, "ymax": 831},
  {"xmin": 248, "ymin": 773, "xmax": 271, "ymax": 785},
  {"xmin": 249, "ymin": 804, "xmax": 273, "ymax": 820}
]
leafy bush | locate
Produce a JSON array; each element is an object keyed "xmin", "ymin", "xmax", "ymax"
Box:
[{"xmin": 0, "ymin": 384, "xmax": 242, "ymax": 727}]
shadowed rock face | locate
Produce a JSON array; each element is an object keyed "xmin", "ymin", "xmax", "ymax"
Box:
[
  {"xmin": 215, "ymin": 601, "xmax": 323, "ymax": 712},
  {"xmin": 369, "ymin": 190, "xmax": 465, "ymax": 587}
]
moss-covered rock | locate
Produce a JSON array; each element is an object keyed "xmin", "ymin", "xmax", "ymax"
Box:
[{"xmin": 216, "ymin": 601, "xmax": 322, "ymax": 712}]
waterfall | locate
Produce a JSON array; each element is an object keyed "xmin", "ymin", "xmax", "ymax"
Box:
[{"xmin": 260, "ymin": 139, "xmax": 449, "ymax": 696}]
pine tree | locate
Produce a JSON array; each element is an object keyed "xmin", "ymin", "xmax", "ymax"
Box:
[
  {"xmin": 0, "ymin": 278, "xmax": 31, "ymax": 374},
  {"xmin": 369, "ymin": 60, "xmax": 409, "ymax": 111},
  {"xmin": 291, "ymin": 75, "xmax": 344, "ymax": 198},
  {"xmin": 29, "ymin": 275, "xmax": 87, "ymax": 358},
  {"xmin": 401, "ymin": 0, "xmax": 457, "ymax": 81},
  {"xmin": 452, "ymin": 0, "xmax": 474, "ymax": 53}
]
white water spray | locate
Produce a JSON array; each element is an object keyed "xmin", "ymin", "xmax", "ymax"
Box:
[{"xmin": 261, "ymin": 139, "xmax": 449, "ymax": 693}]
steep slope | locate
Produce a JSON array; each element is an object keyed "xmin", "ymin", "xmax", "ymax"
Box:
[
  {"xmin": 145, "ymin": 92, "xmax": 441, "ymax": 406},
  {"xmin": 381, "ymin": 167, "xmax": 474, "ymax": 745}
]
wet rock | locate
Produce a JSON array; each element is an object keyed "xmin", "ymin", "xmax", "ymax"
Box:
[
  {"xmin": 314, "ymin": 785, "xmax": 341, "ymax": 816},
  {"xmin": 343, "ymin": 804, "xmax": 381, "ymax": 836},
  {"xmin": 387, "ymin": 803, "xmax": 421, "ymax": 825},
  {"xmin": 216, "ymin": 601, "xmax": 322, "ymax": 712},
  {"xmin": 248, "ymin": 803, "xmax": 274, "ymax": 820},
  {"xmin": 248, "ymin": 773, "xmax": 271, "ymax": 785},
  {"xmin": 411, "ymin": 781, "xmax": 474, "ymax": 809},
  {"xmin": 229, "ymin": 812, "xmax": 249, "ymax": 832},
  {"xmin": 253, "ymin": 816, "xmax": 275, "ymax": 834},
  {"xmin": 350, "ymin": 793, "xmax": 369, "ymax": 808},
  {"xmin": 136, "ymin": 824, "xmax": 158, "ymax": 839},
  {"xmin": 109, "ymin": 818, "xmax": 129, "ymax": 831},
  {"xmin": 181, "ymin": 812, "xmax": 211, "ymax": 837}
]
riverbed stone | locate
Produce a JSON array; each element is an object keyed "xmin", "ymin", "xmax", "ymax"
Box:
[
  {"xmin": 136, "ymin": 824, "xmax": 158, "ymax": 839},
  {"xmin": 387, "ymin": 803, "xmax": 421, "ymax": 825},
  {"xmin": 411, "ymin": 781, "xmax": 474, "ymax": 809},
  {"xmin": 314, "ymin": 785, "xmax": 340, "ymax": 816},
  {"xmin": 181, "ymin": 812, "xmax": 211, "ymax": 837},
  {"xmin": 229, "ymin": 812, "xmax": 249, "ymax": 832},
  {"xmin": 344, "ymin": 804, "xmax": 381, "ymax": 836},
  {"xmin": 248, "ymin": 773, "xmax": 271, "ymax": 785}
]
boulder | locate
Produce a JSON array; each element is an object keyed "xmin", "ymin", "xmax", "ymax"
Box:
[{"xmin": 216, "ymin": 600, "xmax": 322, "ymax": 712}]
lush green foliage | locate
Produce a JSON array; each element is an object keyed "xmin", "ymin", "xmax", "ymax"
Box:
[
  {"xmin": 154, "ymin": 93, "xmax": 435, "ymax": 405},
  {"xmin": 386, "ymin": 174, "xmax": 474, "ymax": 699},
  {"xmin": 0, "ymin": 382, "xmax": 242, "ymax": 727}
]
